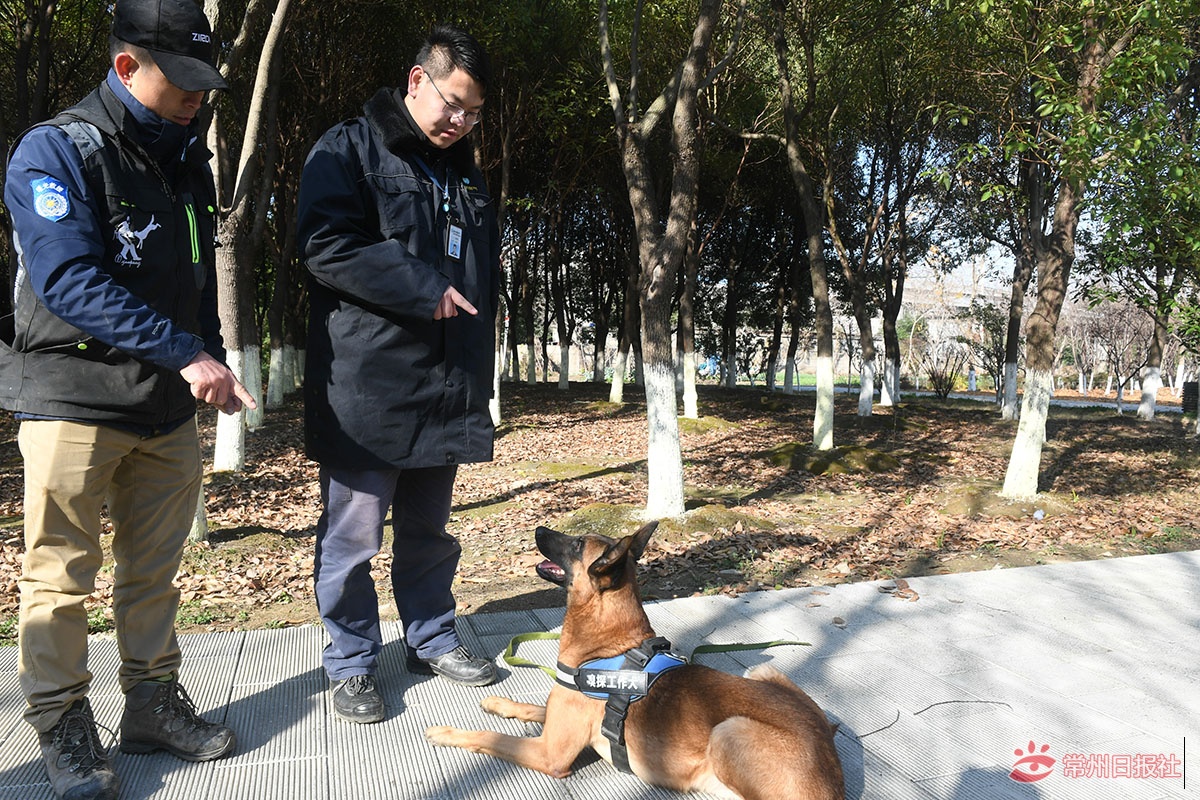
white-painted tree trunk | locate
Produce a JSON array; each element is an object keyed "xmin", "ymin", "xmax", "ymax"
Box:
[
  {"xmin": 212, "ymin": 348, "xmax": 247, "ymax": 472},
  {"xmin": 1001, "ymin": 368, "xmax": 1053, "ymax": 499},
  {"xmin": 814, "ymin": 355, "xmax": 834, "ymax": 450},
  {"xmin": 558, "ymin": 343, "xmax": 570, "ymax": 389},
  {"xmin": 490, "ymin": 350, "xmax": 502, "ymax": 426},
  {"xmin": 189, "ymin": 482, "xmax": 208, "ymax": 543},
  {"xmin": 1137, "ymin": 365, "xmax": 1160, "ymax": 420},
  {"xmin": 266, "ymin": 344, "xmax": 294, "ymax": 409},
  {"xmin": 1174, "ymin": 360, "xmax": 1187, "ymax": 396},
  {"xmin": 1002, "ymin": 361, "xmax": 1020, "ymax": 420},
  {"xmin": 968, "ymin": 366, "xmax": 977, "ymax": 392},
  {"xmin": 879, "ymin": 357, "xmax": 900, "ymax": 406},
  {"xmin": 243, "ymin": 344, "xmax": 262, "ymax": 430},
  {"xmin": 609, "ymin": 344, "xmax": 628, "ymax": 404},
  {"xmin": 1077, "ymin": 370, "xmax": 1086, "ymax": 395},
  {"xmin": 643, "ymin": 362, "xmax": 685, "ymax": 519},
  {"xmin": 681, "ymin": 349, "xmax": 698, "ymax": 419},
  {"xmin": 857, "ymin": 357, "xmax": 875, "ymax": 416},
  {"xmin": 520, "ymin": 343, "xmax": 535, "ymax": 384},
  {"xmin": 294, "ymin": 349, "xmax": 305, "ymax": 389}
]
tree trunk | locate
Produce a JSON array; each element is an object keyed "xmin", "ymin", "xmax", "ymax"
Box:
[
  {"xmin": 1002, "ymin": 183, "xmax": 1080, "ymax": 498},
  {"xmin": 680, "ymin": 223, "xmax": 700, "ymax": 418},
  {"xmin": 207, "ymin": 0, "xmax": 291, "ymax": 474},
  {"xmin": 783, "ymin": 221, "xmax": 806, "ymax": 394},
  {"xmin": 600, "ymin": 0, "xmax": 723, "ymax": 518},
  {"xmin": 518, "ymin": 225, "xmax": 537, "ymax": 384},
  {"xmin": 1002, "ymin": 248, "xmax": 1034, "ymax": 421},
  {"xmin": 265, "ymin": 190, "xmax": 297, "ymax": 409},
  {"xmin": 549, "ymin": 211, "xmax": 571, "ymax": 390},
  {"xmin": 773, "ymin": 0, "xmax": 834, "ymax": 449},
  {"xmin": 1001, "ymin": 10, "xmax": 1114, "ymax": 497},
  {"xmin": 609, "ymin": 222, "xmax": 641, "ymax": 404},
  {"xmin": 1138, "ymin": 276, "xmax": 1171, "ymax": 420},
  {"xmin": 879, "ymin": 253, "xmax": 904, "ymax": 407},
  {"xmin": 766, "ymin": 253, "xmax": 787, "ymax": 393},
  {"xmin": 188, "ymin": 485, "xmax": 208, "ymax": 544},
  {"xmin": 491, "ymin": 296, "xmax": 506, "ymax": 425},
  {"xmin": 721, "ymin": 256, "xmax": 738, "ymax": 389}
]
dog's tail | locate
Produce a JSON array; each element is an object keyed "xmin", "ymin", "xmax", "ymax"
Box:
[
  {"xmin": 745, "ymin": 663, "xmax": 792, "ymax": 686},
  {"xmin": 746, "ymin": 664, "xmax": 840, "ymax": 736}
]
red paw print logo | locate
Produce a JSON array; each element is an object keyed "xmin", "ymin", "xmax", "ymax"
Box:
[{"xmin": 1010, "ymin": 741, "xmax": 1056, "ymax": 783}]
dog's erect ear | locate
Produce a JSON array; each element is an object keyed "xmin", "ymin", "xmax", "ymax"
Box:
[
  {"xmin": 589, "ymin": 521, "xmax": 659, "ymax": 581},
  {"xmin": 629, "ymin": 521, "xmax": 659, "ymax": 561}
]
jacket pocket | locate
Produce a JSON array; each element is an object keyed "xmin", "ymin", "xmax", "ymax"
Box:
[{"xmin": 365, "ymin": 173, "xmax": 426, "ymax": 241}]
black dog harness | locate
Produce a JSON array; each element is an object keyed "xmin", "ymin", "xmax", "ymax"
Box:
[{"xmin": 555, "ymin": 636, "xmax": 688, "ymax": 774}]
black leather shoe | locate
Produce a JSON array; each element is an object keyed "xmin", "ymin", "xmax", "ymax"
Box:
[
  {"xmin": 330, "ymin": 675, "xmax": 385, "ymax": 724},
  {"xmin": 407, "ymin": 646, "xmax": 497, "ymax": 687}
]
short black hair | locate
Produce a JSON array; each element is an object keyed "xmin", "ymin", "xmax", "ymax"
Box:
[
  {"xmin": 416, "ymin": 24, "xmax": 492, "ymax": 93},
  {"xmin": 108, "ymin": 35, "xmax": 156, "ymax": 67}
]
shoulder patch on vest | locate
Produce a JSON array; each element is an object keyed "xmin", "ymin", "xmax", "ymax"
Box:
[{"xmin": 31, "ymin": 177, "xmax": 70, "ymax": 222}]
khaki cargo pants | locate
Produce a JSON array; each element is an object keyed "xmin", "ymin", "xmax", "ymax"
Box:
[{"xmin": 18, "ymin": 418, "xmax": 200, "ymax": 733}]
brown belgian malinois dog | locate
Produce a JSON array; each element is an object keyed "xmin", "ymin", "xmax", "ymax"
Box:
[{"xmin": 425, "ymin": 522, "xmax": 845, "ymax": 800}]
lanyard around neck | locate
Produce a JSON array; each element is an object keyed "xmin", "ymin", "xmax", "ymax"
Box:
[{"xmin": 413, "ymin": 155, "xmax": 453, "ymax": 214}]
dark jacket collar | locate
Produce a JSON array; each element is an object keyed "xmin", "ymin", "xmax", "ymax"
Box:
[
  {"xmin": 103, "ymin": 70, "xmax": 198, "ymax": 168},
  {"xmin": 70, "ymin": 78, "xmax": 211, "ymax": 177},
  {"xmin": 362, "ymin": 87, "xmax": 475, "ymax": 171}
]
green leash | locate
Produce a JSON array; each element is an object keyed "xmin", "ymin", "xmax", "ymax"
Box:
[
  {"xmin": 502, "ymin": 631, "xmax": 564, "ymax": 679},
  {"xmin": 502, "ymin": 631, "xmax": 811, "ymax": 680}
]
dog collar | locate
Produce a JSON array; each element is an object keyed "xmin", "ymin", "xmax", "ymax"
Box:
[{"xmin": 554, "ymin": 636, "xmax": 688, "ymax": 775}]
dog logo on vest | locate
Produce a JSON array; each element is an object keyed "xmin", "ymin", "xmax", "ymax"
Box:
[{"xmin": 114, "ymin": 215, "xmax": 161, "ymax": 267}]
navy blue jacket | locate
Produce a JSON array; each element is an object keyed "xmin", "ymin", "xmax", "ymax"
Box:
[
  {"xmin": 1, "ymin": 71, "xmax": 223, "ymax": 428},
  {"xmin": 298, "ymin": 88, "xmax": 499, "ymax": 470}
]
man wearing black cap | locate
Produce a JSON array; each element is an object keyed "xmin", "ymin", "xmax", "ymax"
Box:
[{"xmin": 1, "ymin": 1, "xmax": 252, "ymax": 798}]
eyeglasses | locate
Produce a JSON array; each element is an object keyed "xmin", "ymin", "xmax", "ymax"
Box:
[{"xmin": 425, "ymin": 73, "xmax": 481, "ymax": 127}]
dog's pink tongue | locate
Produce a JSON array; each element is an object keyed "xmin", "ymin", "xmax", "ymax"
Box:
[{"xmin": 536, "ymin": 559, "xmax": 565, "ymax": 581}]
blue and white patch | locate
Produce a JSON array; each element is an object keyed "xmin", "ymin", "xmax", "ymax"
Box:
[{"xmin": 32, "ymin": 177, "xmax": 70, "ymax": 222}]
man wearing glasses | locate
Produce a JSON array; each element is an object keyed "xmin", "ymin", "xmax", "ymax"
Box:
[{"xmin": 297, "ymin": 24, "xmax": 500, "ymax": 724}]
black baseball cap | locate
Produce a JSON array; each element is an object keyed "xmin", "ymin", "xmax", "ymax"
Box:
[{"xmin": 112, "ymin": 0, "xmax": 228, "ymax": 92}]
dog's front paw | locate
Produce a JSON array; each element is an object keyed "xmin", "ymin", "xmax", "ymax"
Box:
[
  {"xmin": 424, "ymin": 725, "xmax": 460, "ymax": 747},
  {"xmin": 481, "ymin": 696, "xmax": 515, "ymax": 717},
  {"xmin": 480, "ymin": 695, "xmax": 548, "ymax": 724}
]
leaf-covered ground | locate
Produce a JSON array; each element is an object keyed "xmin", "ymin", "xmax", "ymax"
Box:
[{"xmin": 2, "ymin": 382, "xmax": 1198, "ymax": 640}]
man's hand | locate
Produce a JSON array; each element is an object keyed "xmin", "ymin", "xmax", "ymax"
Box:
[
  {"xmin": 433, "ymin": 286, "xmax": 478, "ymax": 320},
  {"xmin": 180, "ymin": 351, "xmax": 258, "ymax": 415}
]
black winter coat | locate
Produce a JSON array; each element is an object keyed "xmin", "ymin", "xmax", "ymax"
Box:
[{"xmin": 297, "ymin": 88, "xmax": 499, "ymax": 470}]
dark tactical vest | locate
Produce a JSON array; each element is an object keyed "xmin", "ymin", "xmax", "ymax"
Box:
[{"xmin": 1, "ymin": 85, "xmax": 217, "ymax": 427}]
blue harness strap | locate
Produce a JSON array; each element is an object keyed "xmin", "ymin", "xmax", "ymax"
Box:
[{"xmin": 555, "ymin": 636, "xmax": 687, "ymax": 774}]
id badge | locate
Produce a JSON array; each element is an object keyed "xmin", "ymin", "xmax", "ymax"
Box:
[{"xmin": 446, "ymin": 220, "xmax": 464, "ymax": 261}]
